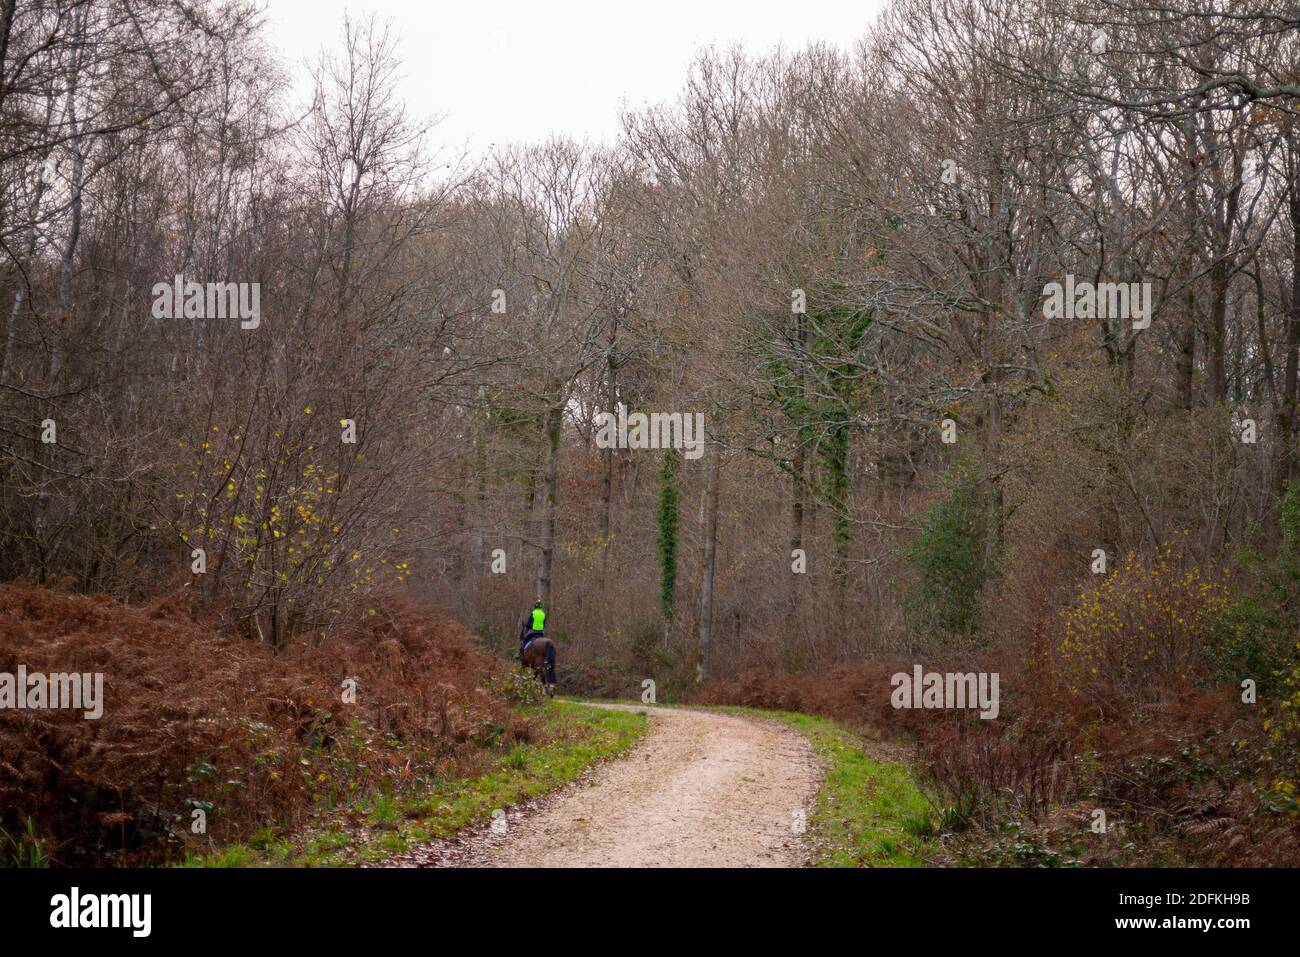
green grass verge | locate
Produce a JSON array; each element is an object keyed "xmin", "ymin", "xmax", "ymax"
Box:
[
  {"xmin": 757, "ymin": 709, "xmax": 937, "ymax": 868},
  {"xmin": 562, "ymin": 698, "xmax": 936, "ymax": 867},
  {"xmin": 181, "ymin": 700, "xmax": 646, "ymax": 867}
]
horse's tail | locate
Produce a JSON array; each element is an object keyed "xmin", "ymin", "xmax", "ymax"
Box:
[{"xmin": 545, "ymin": 638, "xmax": 556, "ymax": 687}]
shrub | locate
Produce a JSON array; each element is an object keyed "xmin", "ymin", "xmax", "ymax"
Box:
[
  {"xmin": 902, "ymin": 468, "xmax": 992, "ymax": 644},
  {"xmin": 1056, "ymin": 542, "xmax": 1230, "ymax": 710},
  {"xmin": 1262, "ymin": 652, "xmax": 1300, "ymax": 820},
  {"xmin": 0, "ymin": 583, "xmax": 520, "ymax": 866},
  {"xmin": 1208, "ymin": 483, "xmax": 1300, "ymax": 696}
]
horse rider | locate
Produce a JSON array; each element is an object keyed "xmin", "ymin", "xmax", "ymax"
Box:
[{"xmin": 518, "ymin": 599, "xmax": 546, "ymax": 660}]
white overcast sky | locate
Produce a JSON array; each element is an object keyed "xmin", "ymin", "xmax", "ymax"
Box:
[{"xmin": 264, "ymin": 0, "xmax": 887, "ymax": 157}]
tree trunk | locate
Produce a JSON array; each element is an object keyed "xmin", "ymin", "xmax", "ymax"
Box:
[
  {"xmin": 1177, "ymin": 121, "xmax": 1200, "ymax": 410},
  {"xmin": 600, "ymin": 342, "xmax": 617, "ymax": 549},
  {"xmin": 655, "ymin": 448, "xmax": 679, "ymax": 647},
  {"xmin": 1177, "ymin": 285, "xmax": 1197, "ymax": 410},
  {"xmin": 535, "ymin": 398, "xmax": 562, "ymax": 607},
  {"xmin": 1, "ymin": 93, "xmax": 58, "ymax": 381},
  {"xmin": 789, "ymin": 305, "xmax": 807, "ymax": 619},
  {"xmin": 1208, "ymin": 260, "xmax": 1230, "ymax": 404},
  {"xmin": 51, "ymin": 13, "xmax": 86, "ymax": 387},
  {"xmin": 1275, "ymin": 173, "xmax": 1300, "ymax": 508},
  {"xmin": 788, "ymin": 438, "xmax": 805, "ymax": 621},
  {"xmin": 697, "ymin": 438, "xmax": 720, "ymax": 682}
]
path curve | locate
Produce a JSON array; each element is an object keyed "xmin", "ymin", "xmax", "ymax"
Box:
[{"xmin": 392, "ymin": 703, "xmax": 820, "ymax": 868}]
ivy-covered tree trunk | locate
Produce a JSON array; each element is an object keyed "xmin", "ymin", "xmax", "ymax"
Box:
[
  {"xmin": 472, "ymin": 392, "xmax": 489, "ymax": 571},
  {"xmin": 789, "ymin": 309, "xmax": 807, "ymax": 619},
  {"xmin": 762, "ymin": 299, "xmax": 871, "ymax": 603},
  {"xmin": 656, "ymin": 448, "xmax": 679, "ymax": 646},
  {"xmin": 824, "ymin": 420, "xmax": 851, "ymax": 590},
  {"xmin": 789, "ymin": 427, "xmax": 808, "ymax": 626}
]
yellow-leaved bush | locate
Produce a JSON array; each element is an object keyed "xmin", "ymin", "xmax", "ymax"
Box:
[
  {"xmin": 1264, "ymin": 649, "xmax": 1300, "ymax": 818},
  {"xmin": 1056, "ymin": 542, "xmax": 1230, "ymax": 708}
]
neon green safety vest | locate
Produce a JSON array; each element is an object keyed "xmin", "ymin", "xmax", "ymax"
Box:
[{"xmin": 531, "ymin": 607, "xmax": 546, "ymax": 632}]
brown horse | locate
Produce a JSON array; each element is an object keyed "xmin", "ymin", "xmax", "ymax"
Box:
[{"xmin": 521, "ymin": 636, "xmax": 556, "ymax": 696}]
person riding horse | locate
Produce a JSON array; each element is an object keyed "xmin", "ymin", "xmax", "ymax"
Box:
[
  {"xmin": 518, "ymin": 600, "xmax": 556, "ymax": 688},
  {"xmin": 518, "ymin": 600, "xmax": 545, "ymax": 656}
]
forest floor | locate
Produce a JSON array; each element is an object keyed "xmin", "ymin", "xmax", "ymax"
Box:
[{"xmin": 385, "ymin": 703, "xmax": 820, "ymax": 867}]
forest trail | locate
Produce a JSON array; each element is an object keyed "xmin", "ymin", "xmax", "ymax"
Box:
[{"xmin": 391, "ymin": 703, "xmax": 820, "ymax": 868}]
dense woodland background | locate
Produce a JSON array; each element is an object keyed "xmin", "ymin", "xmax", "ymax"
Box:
[{"xmin": 2, "ymin": 0, "xmax": 1300, "ymax": 864}]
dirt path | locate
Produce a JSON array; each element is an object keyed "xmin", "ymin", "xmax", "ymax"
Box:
[{"xmin": 391, "ymin": 703, "xmax": 821, "ymax": 868}]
